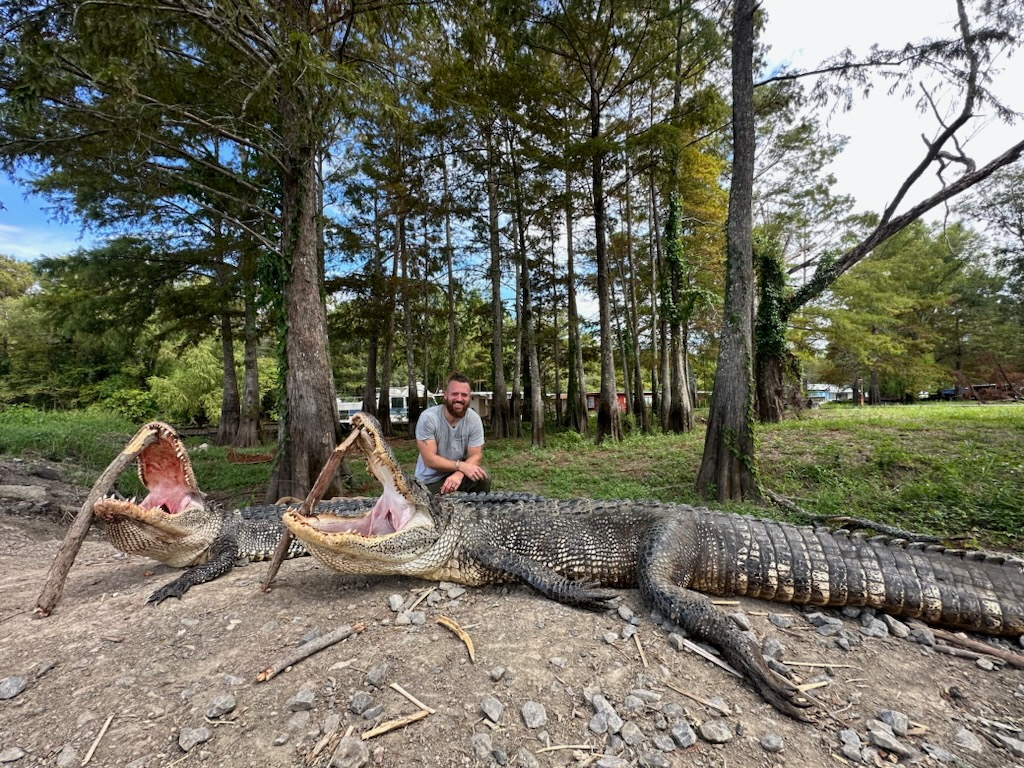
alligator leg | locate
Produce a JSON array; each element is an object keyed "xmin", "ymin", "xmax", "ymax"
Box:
[
  {"xmin": 637, "ymin": 515, "xmax": 813, "ymax": 720},
  {"xmin": 147, "ymin": 527, "xmax": 240, "ymax": 604},
  {"xmin": 469, "ymin": 547, "xmax": 617, "ymax": 611}
]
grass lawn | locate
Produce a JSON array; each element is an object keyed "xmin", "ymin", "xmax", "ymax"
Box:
[{"xmin": 2, "ymin": 401, "xmax": 1021, "ymax": 550}]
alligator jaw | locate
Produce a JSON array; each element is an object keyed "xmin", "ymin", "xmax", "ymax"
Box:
[
  {"xmin": 283, "ymin": 411, "xmax": 442, "ymax": 574},
  {"xmin": 93, "ymin": 422, "xmax": 213, "ymax": 567}
]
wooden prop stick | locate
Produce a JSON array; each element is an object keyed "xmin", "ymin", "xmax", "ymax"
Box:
[
  {"xmin": 34, "ymin": 424, "xmax": 162, "ymax": 617},
  {"xmin": 255, "ymin": 622, "xmax": 366, "ymax": 682},
  {"xmin": 261, "ymin": 425, "xmax": 365, "ymax": 592}
]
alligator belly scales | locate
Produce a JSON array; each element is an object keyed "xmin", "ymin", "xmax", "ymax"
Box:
[{"xmin": 93, "ymin": 414, "xmax": 1024, "ymax": 718}]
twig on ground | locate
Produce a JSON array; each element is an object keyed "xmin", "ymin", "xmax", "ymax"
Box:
[
  {"xmin": 389, "ymin": 682, "xmax": 435, "ymax": 714},
  {"xmin": 262, "ymin": 425, "xmax": 365, "ymax": 592},
  {"xmin": 664, "ymin": 682, "xmax": 732, "ymax": 716},
  {"xmin": 437, "ymin": 615, "xmax": 476, "ymax": 662},
  {"xmin": 536, "ymin": 744, "xmax": 598, "ymax": 754},
  {"xmin": 931, "ymin": 627, "xmax": 1024, "ymax": 669},
  {"xmin": 633, "ymin": 634, "xmax": 648, "ymax": 668},
  {"xmin": 82, "ymin": 713, "xmax": 114, "ymax": 766},
  {"xmin": 35, "ymin": 424, "xmax": 161, "ymax": 616},
  {"xmin": 360, "ymin": 709, "xmax": 430, "ymax": 740},
  {"xmin": 678, "ymin": 637, "xmax": 742, "ymax": 678},
  {"xmin": 256, "ymin": 622, "xmax": 365, "ymax": 682}
]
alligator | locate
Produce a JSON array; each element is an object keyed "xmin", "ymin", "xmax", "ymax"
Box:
[
  {"xmin": 94, "ymin": 415, "xmax": 1024, "ymax": 718},
  {"xmin": 92, "ymin": 421, "xmax": 320, "ymax": 604}
]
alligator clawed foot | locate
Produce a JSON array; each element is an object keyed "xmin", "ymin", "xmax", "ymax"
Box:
[{"xmin": 147, "ymin": 580, "xmax": 188, "ymax": 605}]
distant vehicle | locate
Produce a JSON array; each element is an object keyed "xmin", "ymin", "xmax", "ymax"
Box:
[{"xmin": 337, "ymin": 383, "xmax": 429, "ymax": 425}]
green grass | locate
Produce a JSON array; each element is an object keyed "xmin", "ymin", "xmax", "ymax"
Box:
[{"xmin": 3, "ymin": 402, "xmax": 1022, "ymax": 551}]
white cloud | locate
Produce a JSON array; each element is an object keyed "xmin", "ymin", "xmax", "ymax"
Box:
[{"xmin": 0, "ymin": 223, "xmax": 92, "ymax": 261}]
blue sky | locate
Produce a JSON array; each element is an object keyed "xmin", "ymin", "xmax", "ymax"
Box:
[{"xmin": 2, "ymin": 0, "xmax": 1019, "ymax": 264}]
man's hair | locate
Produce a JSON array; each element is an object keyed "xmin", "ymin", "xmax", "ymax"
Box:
[{"xmin": 447, "ymin": 371, "xmax": 470, "ymax": 387}]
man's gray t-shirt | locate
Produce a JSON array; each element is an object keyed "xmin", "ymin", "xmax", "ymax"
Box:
[{"xmin": 414, "ymin": 405, "xmax": 485, "ymax": 485}]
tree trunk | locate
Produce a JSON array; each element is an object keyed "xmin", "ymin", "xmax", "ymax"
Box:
[
  {"xmin": 754, "ymin": 236, "xmax": 788, "ymax": 423},
  {"xmin": 565, "ymin": 167, "xmax": 590, "ymax": 434},
  {"xmin": 487, "ymin": 128, "xmax": 512, "ymax": 437},
  {"xmin": 215, "ymin": 307, "xmax": 241, "ymax": 446},
  {"xmin": 362, "ymin": 190, "xmax": 384, "ymax": 418},
  {"xmin": 235, "ymin": 271, "xmax": 262, "ymax": 449},
  {"xmin": 591, "ymin": 88, "xmax": 622, "ymax": 444},
  {"xmin": 696, "ymin": 0, "xmax": 760, "ymax": 502}
]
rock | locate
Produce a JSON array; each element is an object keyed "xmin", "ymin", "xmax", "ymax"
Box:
[
  {"xmin": 489, "ymin": 667, "xmax": 506, "ymax": 682},
  {"xmin": 910, "ymin": 626, "xmax": 936, "ymax": 646},
  {"xmin": 364, "ymin": 662, "xmax": 390, "ymax": 688},
  {"xmin": 620, "ymin": 721, "xmax": 646, "ymax": 746},
  {"xmin": 287, "ymin": 711, "xmax": 312, "ymax": 733},
  {"xmin": 728, "ymin": 612, "xmax": 751, "ymax": 631},
  {"xmin": 361, "ymin": 704, "xmax": 385, "ymax": 720},
  {"xmin": 0, "ymin": 485, "xmax": 46, "ymax": 501},
  {"xmin": 446, "ymin": 585, "xmax": 466, "ymax": 599},
  {"xmin": 976, "ymin": 657, "xmax": 996, "ymax": 671},
  {"xmin": 994, "ymin": 732, "xmax": 1024, "ymax": 758},
  {"xmin": 329, "ymin": 735, "xmax": 370, "ymax": 768},
  {"xmin": 617, "ymin": 604, "xmax": 635, "ymax": 622},
  {"xmin": 387, "ymin": 594, "xmax": 404, "ymax": 611},
  {"xmin": 651, "ymin": 733, "xmax": 676, "ymax": 752},
  {"xmin": 469, "ymin": 732, "xmax": 493, "ymax": 761},
  {"xmin": 0, "ymin": 748, "xmax": 26, "ymax": 764},
  {"xmin": 0, "ymin": 676, "xmax": 28, "ymax": 700},
  {"xmin": 670, "ymin": 722, "xmax": 697, "ymax": 748},
  {"xmin": 761, "ymin": 637, "xmax": 785, "ymax": 660},
  {"xmin": 603, "ymin": 632, "xmax": 619, "ymax": 644},
  {"xmin": 481, "ymin": 695, "xmax": 503, "ymax": 723},
  {"xmin": 55, "ymin": 744, "xmax": 77, "ymax": 768},
  {"xmin": 921, "ymin": 742, "xmax": 956, "ymax": 763},
  {"xmin": 629, "ymin": 689, "xmax": 662, "ymax": 703},
  {"xmin": 859, "ymin": 618, "xmax": 889, "ymax": 638},
  {"xmin": 622, "ymin": 694, "xmax": 645, "ymax": 712},
  {"xmin": 880, "ymin": 614, "xmax": 910, "ymax": 638},
  {"xmin": 178, "ymin": 726, "xmax": 212, "ymax": 752},
  {"xmin": 837, "ymin": 729, "xmax": 862, "ymax": 762},
  {"xmin": 805, "ymin": 612, "xmax": 842, "ymax": 627},
  {"xmin": 760, "ymin": 732, "xmax": 784, "ymax": 753},
  {"xmin": 667, "ymin": 633, "xmax": 686, "ymax": 651},
  {"xmin": 350, "ymin": 690, "xmax": 373, "ymax": 714},
  {"xmin": 513, "ymin": 746, "xmax": 540, "ymax": 768},
  {"xmin": 697, "ymin": 718, "xmax": 732, "ymax": 744},
  {"xmin": 878, "ymin": 709, "xmax": 908, "ymax": 737},
  {"xmin": 867, "ymin": 728, "xmax": 915, "ymax": 758},
  {"xmin": 548, "ymin": 656, "xmax": 568, "ymax": 668},
  {"xmin": 289, "ymin": 687, "xmax": 315, "ymax": 711},
  {"xmin": 521, "ymin": 701, "xmax": 547, "ymax": 729},
  {"xmin": 768, "ymin": 612, "xmax": 793, "ymax": 629},
  {"xmin": 205, "ymin": 693, "xmax": 237, "ymax": 719},
  {"xmin": 952, "ymin": 726, "xmax": 984, "ymax": 753},
  {"xmin": 591, "ymin": 695, "xmax": 624, "ymax": 734}
]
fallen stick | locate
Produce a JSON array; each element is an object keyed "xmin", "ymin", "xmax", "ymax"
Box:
[
  {"xmin": 664, "ymin": 682, "xmax": 732, "ymax": 716},
  {"xmin": 360, "ymin": 709, "xmax": 430, "ymax": 740},
  {"xmin": 389, "ymin": 682, "xmax": 435, "ymax": 714},
  {"xmin": 931, "ymin": 628, "xmax": 1024, "ymax": 669},
  {"xmin": 82, "ymin": 712, "xmax": 115, "ymax": 766},
  {"xmin": 633, "ymin": 633, "xmax": 648, "ymax": 668},
  {"xmin": 262, "ymin": 425, "xmax": 364, "ymax": 592},
  {"xmin": 255, "ymin": 622, "xmax": 365, "ymax": 682},
  {"xmin": 437, "ymin": 615, "xmax": 476, "ymax": 662},
  {"xmin": 35, "ymin": 423, "xmax": 162, "ymax": 616}
]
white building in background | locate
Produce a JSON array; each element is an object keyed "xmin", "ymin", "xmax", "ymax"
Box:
[{"xmin": 337, "ymin": 382, "xmax": 430, "ymax": 424}]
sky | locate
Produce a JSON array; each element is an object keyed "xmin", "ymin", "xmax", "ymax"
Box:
[{"xmin": 1, "ymin": 1, "xmax": 1020, "ymax": 263}]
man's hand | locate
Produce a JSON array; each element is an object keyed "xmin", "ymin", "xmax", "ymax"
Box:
[{"xmin": 439, "ymin": 462, "xmax": 488, "ymax": 494}]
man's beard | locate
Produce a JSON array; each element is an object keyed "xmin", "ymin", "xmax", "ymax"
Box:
[{"xmin": 445, "ymin": 400, "xmax": 465, "ymax": 418}]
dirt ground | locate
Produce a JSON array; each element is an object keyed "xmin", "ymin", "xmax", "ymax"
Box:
[{"xmin": 1, "ymin": 456, "xmax": 1023, "ymax": 768}]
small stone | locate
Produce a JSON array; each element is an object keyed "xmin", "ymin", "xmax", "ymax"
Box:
[
  {"xmin": 952, "ymin": 726, "xmax": 984, "ymax": 753},
  {"xmin": 364, "ymin": 662, "xmax": 390, "ymax": 688},
  {"xmin": 55, "ymin": 744, "xmax": 77, "ymax": 768},
  {"xmin": 205, "ymin": 693, "xmax": 237, "ymax": 719},
  {"xmin": 387, "ymin": 594, "xmax": 404, "ymax": 611},
  {"xmin": 407, "ymin": 611, "xmax": 426, "ymax": 625},
  {"xmin": 178, "ymin": 726, "xmax": 212, "ymax": 752},
  {"xmin": 521, "ymin": 701, "xmax": 547, "ymax": 729},
  {"xmin": 670, "ymin": 722, "xmax": 697, "ymax": 748},
  {"xmin": 697, "ymin": 718, "xmax": 732, "ymax": 744},
  {"xmin": 620, "ymin": 721, "xmax": 646, "ymax": 746},
  {"xmin": 481, "ymin": 695, "xmax": 503, "ymax": 723},
  {"xmin": 841, "ymin": 606, "xmax": 862, "ymax": 618},
  {"xmin": 595, "ymin": 758, "xmax": 629, "ymax": 768},
  {"xmin": 489, "ymin": 667, "xmax": 506, "ymax": 682},
  {"xmin": 622, "ymin": 695, "xmax": 645, "ymax": 712},
  {"xmin": 667, "ymin": 633, "xmax": 686, "ymax": 651},
  {"xmin": 0, "ymin": 676, "xmax": 27, "ymax": 700},
  {"xmin": 859, "ymin": 618, "xmax": 889, "ymax": 638},
  {"xmin": 469, "ymin": 732, "xmax": 493, "ymax": 761},
  {"xmin": 817, "ymin": 622, "xmax": 843, "ymax": 637},
  {"xmin": 589, "ymin": 711, "xmax": 612, "ymax": 735},
  {"xmin": 223, "ymin": 674, "xmax": 246, "ymax": 687},
  {"xmin": 591, "ymin": 695, "xmax": 624, "ymax": 733},
  {"xmin": 921, "ymin": 742, "xmax": 956, "ymax": 764},
  {"xmin": 976, "ymin": 657, "xmax": 996, "ymax": 671},
  {"xmin": 652, "ymin": 734, "xmax": 676, "ymax": 752},
  {"xmin": 768, "ymin": 613, "xmax": 793, "ymax": 629},
  {"xmin": 621, "ymin": 624, "xmax": 638, "ymax": 640},
  {"xmin": 329, "ymin": 735, "xmax": 370, "ymax": 768},
  {"xmin": 289, "ymin": 688, "xmax": 315, "ymax": 711},
  {"xmin": 394, "ymin": 611, "xmax": 411, "ymax": 626},
  {"xmin": 910, "ymin": 626, "xmax": 936, "ymax": 646},
  {"xmin": 880, "ymin": 614, "xmax": 910, "ymax": 638},
  {"xmin": 867, "ymin": 729, "xmax": 915, "ymax": 758},
  {"xmin": 805, "ymin": 612, "xmax": 842, "ymax": 627},
  {"xmin": 361, "ymin": 704, "xmax": 385, "ymax": 720},
  {"xmin": 728, "ymin": 612, "xmax": 751, "ymax": 631},
  {"xmin": 272, "ymin": 732, "xmax": 290, "ymax": 746},
  {"xmin": 761, "ymin": 637, "xmax": 785, "ymax": 660},
  {"xmin": 760, "ymin": 732, "xmax": 784, "ymax": 753},
  {"xmin": 350, "ymin": 690, "xmax": 373, "ymax": 714},
  {"xmin": 878, "ymin": 709, "xmax": 908, "ymax": 737},
  {"xmin": 629, "ymin": 689, "xmax": 662, "ymax": 703},
  {"xmin": 603, "ymin": 632, "xmax": 619, "ymax": 644},
  {"xmin": 446, "ymin": 586, "xmax": 466, "ymax": 599},
  {"xmin": 514, "ymin": 746, "xmax": 540, "ymax": 768},
  {"xmin": 287, "ymin": 711, "xmax": 311, "ymax": 732},
  {"xmin": 994, "ymin": 733, "xmax": 1024, "ymax": 758},
  {"xmin": 617, "ymin": 605, "xmax": 635, "ymax": 622},
  {"xmin": 548, "ymin": 656, "xmax": 568, "ymax": 668}
]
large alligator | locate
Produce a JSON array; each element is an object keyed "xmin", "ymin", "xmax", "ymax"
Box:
[{"xmin": 96, "ymin": 415, "xmax": 1024, "ymax": 718}]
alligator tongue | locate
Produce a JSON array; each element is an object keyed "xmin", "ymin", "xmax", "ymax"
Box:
[{"xmin": 314, "ymin": 485, "xmax": 413, "ymax": 537}]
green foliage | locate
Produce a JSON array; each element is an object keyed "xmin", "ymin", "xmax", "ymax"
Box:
[
  {"xmin": 147, "ymin": 341, "xmax": 222, "ymax": 426},
  {"xmin": 0, "ymin": 406, "xmax": 134, "ymax": 474}
]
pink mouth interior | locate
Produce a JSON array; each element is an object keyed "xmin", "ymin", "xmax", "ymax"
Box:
[
  {"xmin": 140, "ymin": 480, "xmax": 199, "ymax": 514},
  {"xmin": 313, "ymin": 485, "xmax": 414, "ymax": 537}
]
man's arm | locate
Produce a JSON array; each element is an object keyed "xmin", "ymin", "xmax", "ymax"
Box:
[{"xmin": 416, "ymin": 438, "xmax": 462, "ymax": 474}]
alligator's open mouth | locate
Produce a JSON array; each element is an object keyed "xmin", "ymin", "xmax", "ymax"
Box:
[
  {"xmin": 282, "ymin": 412, "xmax": 440, "ymax": 569},
  {"xmin": 93, "ymin": 422, "xmax": 211, "ymax": 564}
]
